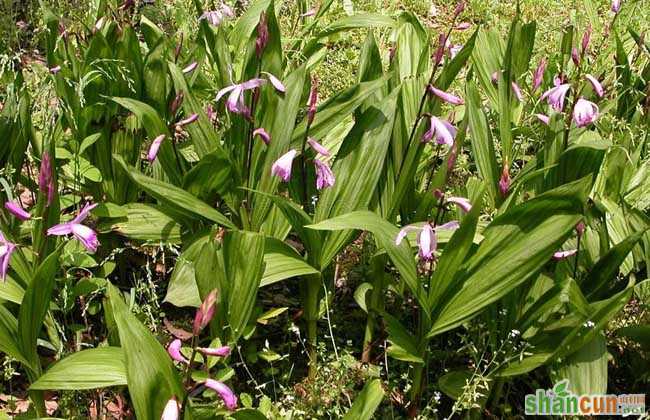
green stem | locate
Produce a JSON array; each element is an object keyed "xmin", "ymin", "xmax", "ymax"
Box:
[{"xmin": 302, "ymin": 273, "xmax": 321, "ymax": 378}]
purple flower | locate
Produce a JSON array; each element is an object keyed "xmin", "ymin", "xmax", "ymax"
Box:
[
  {"xmin": 147, "ymin": 134, "xmax": 165, "ymax": 162},
  {"xmin": 5, "ymin": 201, "xmax": 31, "ymax": 221},
  {"xmin": 611, "ymin": 0, "xmax": 621, "ymax": 13},
  {"xmin": 167, "ymin": 339, "xmax": 188, "ymax": 364},
  {"xmin": 428, "ymin": 86, "xmax": 464, "ymax": 105},
  {"xmin": 448, "ymin": 44, "xmax": 463, "ymax": 59},
  {"xmin": 422, "ymin": 116, "xmax": 456, "ymax": 147},
  {"xmin": 446, "ymin": 196, "xmax": 472, "ymax": 212},
  {"xmin": 453, "ymin": 1, "xmax": 465, "ymax": 18},
  {"xmin": 553, "ymin": 249, "xmax": 577, "ymax": 260},
  {"xmin": 541, "ymin": 83, "xmax": 571, "ymax": 112},
  {"xmin": 204, "ymin": 379, "xmax": 237, "ymax": 410},
  {"xmin": 499, "ymin": 164, "xmax": 511, "ymax": 197},
  {"xmin": 536, "ymin": 114, "xmax": 550, "ymax": 125},
  {"xmin": 193, "ymin": 289, "xmax": 218, "ymax": 335},
  {"xmin": 532, "ymin": 58, "xmax": 547, "ymax": 92},
  {"xmin": 573, "ymin": 98, "xmax": 599, "ymax": 127},
  {"xmin": 307, "ymin": 77, "xmax": 318, "ymax": 124},
  {"xmin": 253, "ymin": 128, "xmax": 271, "ymax": 145},
  {"xmin": 255, "ymin": 12, "xmax": 268, "ymax": 58},
  {"xmin": 39, "ymin": 152, "xmax": 55, "ymax": 206},
  {"xmin": 491, "ymin": 71, "xmax": 500, "ymax": 84},
  {"xmin": 585, "ymin": 74, "xmax": 604, "ymax": 97},
  {"xmin": 395, "ymin": 221, "xmax": 460, "ymax": 261},
  {"xmin": 271, "ymin": 149, "xmax": 297, "ymax": 182},
  {"xmin": 49, "ymin": 66, "xmax": 61, "ymax": 74},
  {"xmin": 576, "ymin": 221, "xmax": 586, "ymax": 237},
  {"xmin": 434, "ymin": 34, "xmax": 447, "ymax": 66},
  {"xmin": 301, "ymin": 8, "xmax": 316, "ymax": 17},
  {"xmin": 0, "ymin": 232, "xmax": 16, "ymax": 281},
  {"xmin": 161, "ymin": 396, "xmax": 180, "ymax": 420},
  {"xmin": 198, "ymin": 346, "xmax": 231, "ymax": 357},
  {"xmin": 314, "ymin": 159, "xmax": 335, "ymax": 190},
  {"xmin": 182, "ymin": 62, "xmax": 198, "ymax": 74},
  {"xmin": 511, "ymin": 82, "xmax": 523, "ymax": 102},
  {"xmin": 307, "ymin": 137, "xmax": 330, "ymax": 157},
  {"xmin": 455, "ymin": 22, "xmax": 471, "ymax": 30},
  {"xmin": 47, "ymin": 203, "xmax": 99, "ymax": 253}
]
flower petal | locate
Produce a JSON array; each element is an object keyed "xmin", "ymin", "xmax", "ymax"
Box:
[
  {"xmin": 204, "ymin": 379, "xmax": 237, "ymax": 410},
  {"xmin": 307, "ymin": 137, "xmax": 330, "ymax": 156}
]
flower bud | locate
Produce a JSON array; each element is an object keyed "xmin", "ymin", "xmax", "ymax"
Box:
[
  {"xmin": 307, "ymin": 76, "xmax": 318, "ymax": 124},
  {"xmin": 193, "ymin": 289, "xmax": 218, "ymax": 335},
  {"xmin": 255, "ymin": 12, "xmax": 269, "ymax": 59}
]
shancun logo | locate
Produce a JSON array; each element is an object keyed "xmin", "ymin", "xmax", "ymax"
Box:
[{"xmin": 525, "ymin": 379, "xmax": 645, "ymax": 416}]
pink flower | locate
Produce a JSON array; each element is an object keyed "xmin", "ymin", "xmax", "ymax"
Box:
[
  {"xmin": 147, "ymin": 134, "xmax": 165, "ymax": 162},
  {"xmin": 582, "ymin": 25, "xmax": 592, "ymax": 53},
  {"xmin": 446, "ymin": 196, "xmax": 472, "ymax": 212},
  {"xmin": 573, "ymin": 98, "xmax": 599, "ymax": 127},
  {"xmin": 193, "ymin": 289, "xmax": 218, "ymax": 335},
  {"xmin": 491, "ymin": 71, "xmax": 500, "ymax": 84},
  {"xmin": 49, "ymin": 66, "xmax": 61, "ymax": 74},
  {"xmin": 395, "ymin": 221, "xmax": 460, "ymax": 261},
  {"xmin": 177, "ymin": 113, "xmax": 199, "ymax": 127},
  {"xmin": 167, "ymin": 339, "xmax": 188, "ymax": 364},
  {"xmin": 198, "ymin": 346, "xmax": 231, "ymax": 357},
  {"xmin": 314, "ymin": 159, "xmax": 335, "ymax": 190},
  {"xmin": 204, "ymin": 379, "xmax": 237, "ymax": 410},
  {"xmin": 611, "ymin": 0, "xmax": 621, "ymax": 13},
  {"xmin": 511, "ymin": 82, "xmax": 523, "ymax": 102},
  {"xmin": 541, "ymin": 83, "xmax": 571, "ymax": 112},
  {"xmin": 434, "ymin": 34, "xmax": 447, "ymax": 66},
  {"xmin": 576, "ymin": 221, "xmax": 586, "ymax": 237},
  {"xmin": 307, "ymin": 137, "xmax": 330, "ymax": 156},
  {"xmin": 5, "ymin": 201, "xmax": 31, "ymax": 220},
  {"xmin": 455, "ymin": 22, "xmax": 471, "ymax": 30},
  {"xmin": 448, "ymin": 44, "xmax": 463, "ymax": 59},
  {"xmin": 216, "ymin": 74, "xmax": 284, "ymax": 115},
  {"xmin": 0, "ymin": 232, "xmax": 16, "ymax": 281},
  {"xmin": 499, "ymin": 164, "xmax": 511, "ymax": 197},
  {"xmin": 585, "ymin": 74, "xmax": 604, "ymax": 97},
  {"xmin": 553, "ymin": 249, "xmax": 578, "ymax": 260},
  {"xmin": 47, "ymin": 203, "xmax": 99, "ymax": 253},
  {"xmin": 428, "ymin": 86, "xmax": 464, "ymax": 105},
  {"xmin": 307, "ymin": 77, "xmax": 318, "ymax": 124},
  {"xmin": 453, "ymin": 1, "xmax": 465, "ymax": 18},
  {"xmin": 253, "ymin": 128, "xmax": 271, "ymax": 145},
  {"xmin": 301, "ymin": 9, "xmax": 316, "ymax": 17},
  {"xmin": 422, "ymin": 116, "xmax": 456, "ymax": 147},
  {"xmin": 536, "ymin": 114, "xmax": 550, "ymax": 125},
  {"xmin": 571, "ymin": 47, "xmax": 580, "ymax": 67},
  {"xmin": 532, "ymin": 58, "xmax": 547, "ymax": 91},
  {"xmin": 182, "ymin": 62, "xmax": 198, "ymax": 74},
  {"xmin": 199, "ymin": 4, "xmax": 234, "ymax": 26},
  {"xmin": 39, "ymin": 152, "xmax": 55, "ymax": 206},
  {"xmin": 271, "ymin": 149, "xmax": 297, "ymax": 182},
  {"xmin": 161, "ymin": 396, "xmax": 180, "ymax": 420}
]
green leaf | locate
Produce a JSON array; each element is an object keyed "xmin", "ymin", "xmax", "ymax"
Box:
[
  {"xmin": 429, "ymin": 178, "xmax": 589, "ymax": 337},
  {"xmin": 383, "ymin": 312, "xmax": 423, "ymax": 364},
  {"xmin": 0, "ymin": 305, "xmax": 33, "ymax": 371},
  {"xmin": 18, "ymin": 248, "xmax": 62, "ymax": 376},
  {"xmin": 114, "ymin": 155, "xmax": 234, "ymax": 229},
  {"xmin": 552, "ymin": 335, "xmax": 607, "ymax": 396},
  {"xmin": 106, "ymin": 284, "xmax": 185, "ymax": 419},
  {"xmin": 31, "ymin": 347, "xmax": 127, "ymax": 390},
  {"xmin": 438, "ymin": 370, "xmax": 472, "ymax": 400},
  {"xmin": 222, "ymin": 231, "xmax": 266, "ymax": 343},
  {"xmin": 261, "ymin": 238, "xmax": 319, "ymax": 287},
  {"xmin": 342, "ymin": 379, "xmax": 384, "ymax": 420},
  {"xmin": 101, "ymin": 203, "xmax": 183, "ymax": 243},
  {"xmin": 0, "ymin": 276, "xmax": 25, "ymax": 304}
]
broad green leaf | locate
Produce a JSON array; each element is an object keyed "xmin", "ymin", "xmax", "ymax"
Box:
[
  {"xmin": 31, "ymin": 347, "xmax": 127, "ymax": 390},
  {"xmin": 100, "ymin": 203, "xmax": 183, "ymax": 243},
  {"xmin": 0, "ymin": 305, "xmax": 33, "ymax": 370},
  {"xmin": 106, "ymin": 284, "xmax": 185, "ymax": 419},
  {"xmin": 342, "ymin": 379, "xmax": 384, "ymax": 420},
  {"xmin": 18, "ymin": 248, "xmax": 62, "ymax": 376},
  {"xmin": 0, "ymin": 276, "xmax": 25, "ymax": 304},
  {"xmin": 114, "ymin": 155, "xmax": 234, "ymax": 229},
  {"xmin": 261, "ymin": 238, "xmax": 319, "ymax": 287},
  {"xmin": 552, "ymin": 335, "xmax": 607, "ymax": 396},
  {"xmin": 438, "ymin": 370, "xmax": 473, "ymax": 400},
  {"xmin": 429, "ymin": 178, "xmax": 589, "ymax": 337}
]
